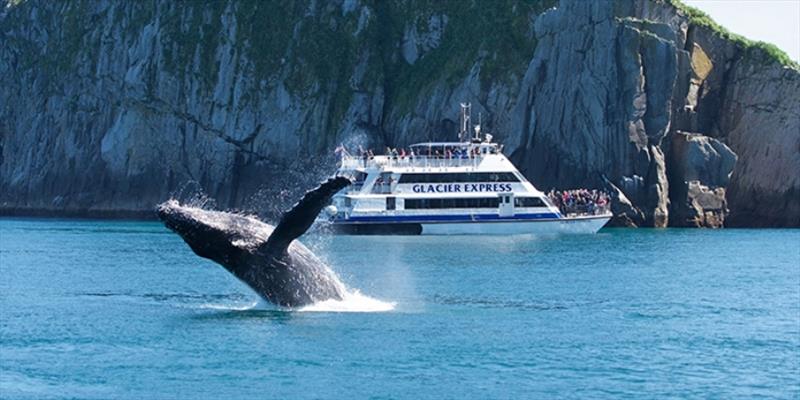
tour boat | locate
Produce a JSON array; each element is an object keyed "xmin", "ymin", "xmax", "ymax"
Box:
[{"xmin": 326, "ymin": 104, "xmax": 611, "ymax": 235}]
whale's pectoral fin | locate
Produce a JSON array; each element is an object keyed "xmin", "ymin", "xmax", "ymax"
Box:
[{"xmin": 261, "ymin": 176, "xmax": 352, "ymax": 253}]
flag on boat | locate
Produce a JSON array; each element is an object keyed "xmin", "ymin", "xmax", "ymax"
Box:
[{"xmin": 334, "ymin": 144, "xmax": 349, "ymax": 157}]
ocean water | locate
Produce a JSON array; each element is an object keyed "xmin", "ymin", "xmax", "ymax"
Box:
[{"xmin": 1, "ymin": 218, "xmax": 798, "ymax": 399}]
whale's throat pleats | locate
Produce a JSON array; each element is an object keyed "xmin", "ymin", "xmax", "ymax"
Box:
[{"xmin": 259, "ymin": 177, "xmax": 352, "ymax": 254}]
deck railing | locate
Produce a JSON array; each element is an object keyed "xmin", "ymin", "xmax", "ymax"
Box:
[
  {"xmin": 340, "ymin": 155, "xmax": 482, "ymax": 170},
  {"xmin": 557, "ymin": 203, "xmax": 611, "ymax": 217}
]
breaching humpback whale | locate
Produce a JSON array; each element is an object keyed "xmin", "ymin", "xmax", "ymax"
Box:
[{"xmin": 157, "ymin": 177, "xmax": 352, "ymax": 307}]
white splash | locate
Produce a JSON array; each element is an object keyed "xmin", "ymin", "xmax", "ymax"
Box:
[
  {"xmin": 197, "ymin": 300, "xmax": 261, "ymax": 311},
  {"xmin": 298, "ymin": 290, "xmax": 396, "ymax": 313}
]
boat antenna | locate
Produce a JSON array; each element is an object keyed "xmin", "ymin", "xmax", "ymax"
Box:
[
  {"xmin": 459, "ymin": 102, "xmax": 471, "ymax": 143},
  {"xmin": 474, "ymin": 112, "xmax": 482, "ymax": 141}
]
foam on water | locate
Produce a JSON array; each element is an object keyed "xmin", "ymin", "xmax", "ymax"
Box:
[
  {"xmin": 298, "ymin": 289, "xmax": 396, "ymax": 313},
  {"xmin": 196, "ymin": 292, "xmax": 394, "ymax": 313},
  {"xmin": 197, "ymin": 300, "xmax": 262, "ymax": 311}
]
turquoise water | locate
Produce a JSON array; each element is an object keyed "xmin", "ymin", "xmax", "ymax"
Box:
[{"xmin": 1, "ymin": 218, "xmax": 798, "ymax": 399}]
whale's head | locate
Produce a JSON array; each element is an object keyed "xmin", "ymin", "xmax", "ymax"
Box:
[{"xmin": 156, "ymin": 200, "xmax": 273, "ymax": 268}]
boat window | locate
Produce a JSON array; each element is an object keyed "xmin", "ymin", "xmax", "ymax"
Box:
[
  {"xmin": 386, "ymin": 197, "xmax": 396, "ymax": 211},
  {"xmin": 514, "ymin": 197, "xmax": 546, "ymax": 208},
  {"xmin": 398, "ymin": 172, "xmax": 519, "ymax": 184},
  {"xmin": 350, "ymin": 172, "xmax": 368, "ymax": 190},
  {"xmin": 404, "ymin": 198, "xmax": 501, "ymax": 209},
  {"xmin": 372, "ymin": 172, "xmax": 394, "ymax": 194},
  {"xmin": 353, "ymin": 172, "xmax": 367, "ymax": 183}
]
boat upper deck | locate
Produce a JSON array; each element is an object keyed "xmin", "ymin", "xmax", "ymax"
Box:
[{"xmin": 339, "ymin": 142, "xmax": 506, "ymax": 171}]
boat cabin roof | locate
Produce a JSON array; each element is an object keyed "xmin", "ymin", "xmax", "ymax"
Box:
[
  {"xmin": 410, "ymin": 141, "xmax": 498, "ymax": 148},
  {"xmin": 409, "ymin": 142, "xmax": 500, "ymax": 155}
]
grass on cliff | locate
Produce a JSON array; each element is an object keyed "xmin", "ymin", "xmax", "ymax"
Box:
[
  {"xmin": 667, "ymin": 0, "xmax": 799, "ymax": 69},
  {"xmin": 380, "ymin": 0, "xmax": 557, "ymax": 113}
]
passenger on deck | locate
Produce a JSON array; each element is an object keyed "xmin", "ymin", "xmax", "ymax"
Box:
[
  {"xmin": 548, "ymin": 188, "xmax": 611, "ymax": 216},
  {"xmin": 359, "ymin": 146, "xmax": 368, "ymax": 166}
]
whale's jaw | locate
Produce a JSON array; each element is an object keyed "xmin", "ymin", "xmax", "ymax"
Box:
[{"xmin": 157, "ymin": 201, "xmax": 246, "ymax": 268}]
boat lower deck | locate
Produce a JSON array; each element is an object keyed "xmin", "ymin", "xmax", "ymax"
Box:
[{"xmin": 331, "ymin": 215, "xmax": 610, "ymax": 235}]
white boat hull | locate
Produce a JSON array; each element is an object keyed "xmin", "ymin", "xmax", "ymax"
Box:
[
  {"xmin": 331, "ymin": 215, "xmax": 611, "ymax": 235},
  {"xmin": 419, "ymin": 215, "xmax": 610, "ymax": 235}
]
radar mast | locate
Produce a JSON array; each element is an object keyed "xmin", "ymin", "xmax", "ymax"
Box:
[{"xmin": 459, "ymin": 102, "xmax": 471, "ymax": 143}]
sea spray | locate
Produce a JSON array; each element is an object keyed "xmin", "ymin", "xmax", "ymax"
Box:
[
  {"xmin": 169, "ymin": 180, "xmax": 218, "ymax": 210},
  {"xmin": 195, "ymin": 291, "xmax": 394, "ymax": 313},
  {"xmin": 298, "ymin": 290, "xmax": 396, "ymax": 313},
  {"xmin": 198, "ymin": 300, "xmax": 262, "ymax": 312}
]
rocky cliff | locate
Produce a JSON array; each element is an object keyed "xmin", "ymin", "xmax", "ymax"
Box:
[{"xmin": 1, "ymin": 0, "xmax": 798, "ymax": 226}]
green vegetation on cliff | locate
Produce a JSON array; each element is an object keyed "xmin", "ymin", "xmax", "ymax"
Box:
[
  {"xmin": 378, "ymin": 0, "xmax": 557, "ymax": 112},
  {"xmin": 667, "ymin": 0, "xmax": 799, "ymax": 69}
]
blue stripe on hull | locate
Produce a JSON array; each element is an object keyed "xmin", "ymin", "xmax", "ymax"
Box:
[
  {"xmin": 332, "ymin": 223, "xmax": 423, "ymax": 235},
  {"xmin": 333, "ymin": 213, "xmax": 561, "ymax": 224}
]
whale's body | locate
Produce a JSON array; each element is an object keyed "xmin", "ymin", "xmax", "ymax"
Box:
[{"xmin": 157, "ymin": 177, "xmax": 351, "ymax": 307}]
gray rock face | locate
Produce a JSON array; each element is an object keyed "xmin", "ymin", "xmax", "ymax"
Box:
[
  {"xmin": 668, "ymin": 131, "xmax": 737, "ymax": 227},
  {"xmin": 721, "ymin": 59, "xmax": 800, "ymax": 227},
  {"xmin": 1, "ymin": 0, "xmax": 798, "ymax": 226},
  {"xmin": 670, "ymin": 132, "xmax": 737, "ymax": 187}
]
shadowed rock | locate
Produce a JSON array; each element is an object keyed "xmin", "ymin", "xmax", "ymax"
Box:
[{"xmin": 668, "ymin": 131, "xmax": 737, "ymax": 227}]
